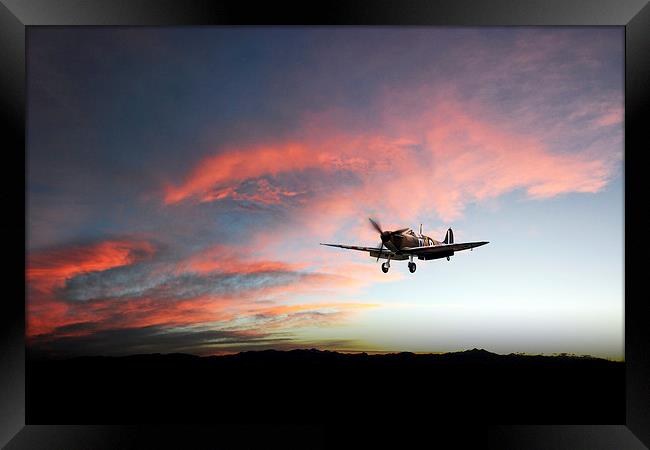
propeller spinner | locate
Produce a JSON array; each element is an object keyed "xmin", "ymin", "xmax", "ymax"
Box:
[{"xmin": 369, "ymin": 218, "xmax": 408, "ymax": 261}]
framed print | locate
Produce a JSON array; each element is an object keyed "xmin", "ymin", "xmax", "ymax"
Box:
[{"xmin": 2, "ymin": 0, "xmax": 648, "ymax": 448}]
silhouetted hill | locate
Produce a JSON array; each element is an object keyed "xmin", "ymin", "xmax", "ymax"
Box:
[{"xmin": 26, "ymin": 349, "xmax": 624, "ymax": 424}]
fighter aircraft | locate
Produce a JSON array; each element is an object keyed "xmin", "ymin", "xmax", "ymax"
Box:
[{"xmin": 321, "ymin": 218, "xmax": 489, "ymax": 273}]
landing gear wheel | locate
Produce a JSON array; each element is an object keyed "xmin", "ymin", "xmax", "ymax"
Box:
[
  {"xmin": 446, "ymin": 256, "xmax": 450, "ymax": 261},
  {"xmin": 381, "ymin": 262, "xmax": 389, "ymax": 273},
  {"xmin": 408, "ymin": 262, "xmax": 417, "ymax": 273}
]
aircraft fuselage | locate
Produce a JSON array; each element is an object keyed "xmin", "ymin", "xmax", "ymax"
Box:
[{"xmin": 383, "ymin": 230, "xmax": 438, "ymax": 253}]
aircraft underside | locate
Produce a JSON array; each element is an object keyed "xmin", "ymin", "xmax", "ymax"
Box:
[{"xmin": 371, "ymin": 250, "xmax": 455, "ymax": 273}]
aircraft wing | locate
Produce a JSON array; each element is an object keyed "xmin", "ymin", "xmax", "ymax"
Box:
[
  {"xmin": 400, "ymin": 241, "xmax": 489, "ymax": 256},
  {"xmin": 320, "ymin": 243, "xmax": 388, "ymax": 253}
]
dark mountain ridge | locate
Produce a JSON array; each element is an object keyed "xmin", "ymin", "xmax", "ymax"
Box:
[
  {"xmin": 28, "ymin": 346, "xmax": 617, "ymax": 362},
  {"xmin": 27, "ymin": 348, "xmax": 624, "ymax": 424}
]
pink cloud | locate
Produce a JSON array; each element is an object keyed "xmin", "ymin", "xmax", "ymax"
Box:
[
  {"xmin": 175, "ymin": 243, "xmax": 304, "ymax": 275},
  {"xmin": 594, "ymin": 105, "xmax": 623, "ymax": 127},
  {"xmin": 164, "ymin": 87, "xmax": 618, "ymax": 231},
  {"xmin": 165, "ymin": 143, "xmax": 328, "ymax": 204}
]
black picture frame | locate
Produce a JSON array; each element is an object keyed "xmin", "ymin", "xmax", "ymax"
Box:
[{"xmin": 2, "ymin": 1, "xmax": 648, "ymax": 448}]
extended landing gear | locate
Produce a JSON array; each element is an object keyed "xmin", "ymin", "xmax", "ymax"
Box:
[
  {"xmin": 408, "ymin": 262, "xmax": 417, "ymax": 273},
  {"xmin": 446, "ymin": 256, "xmax": 450, "ymax": 261},
  {"xmin": 381, "ymin": 255, "xmax": 392, "ymax": 273}
]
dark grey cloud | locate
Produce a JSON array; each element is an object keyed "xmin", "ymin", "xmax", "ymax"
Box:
[
  {"xmin": 28, "ymin": 323, "xmax": 363, "ymax": 358},
  {"xmin": 251, "ymin": 310, "xmax": 345, "ymax": 329},
  {"xmin": 59, "ymin": 261, "xmax": 309, "ymax": 303},
  {"xmin": 28, "ymin": 325, "xmax": 293, "ymax": 358}
]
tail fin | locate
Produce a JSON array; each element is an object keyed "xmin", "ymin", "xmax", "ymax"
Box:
[{"xmin": 443, "ymin": 228, "xmax": 454, "ymax": 244}]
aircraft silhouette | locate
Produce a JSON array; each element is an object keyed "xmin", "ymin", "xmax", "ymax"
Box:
[{"xmin": 321, "ymin": 218, "xmax": 489, "ymax": 273}]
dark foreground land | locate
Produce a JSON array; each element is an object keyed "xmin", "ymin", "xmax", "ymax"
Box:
[{"xmin": 27, "ymin": 349, "xmax": 624, "ymax": 424}]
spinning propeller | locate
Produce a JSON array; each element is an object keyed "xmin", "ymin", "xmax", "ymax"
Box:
[{"xmin": 369, "ymin": 218, "xmax": 409, "ymax": 262}]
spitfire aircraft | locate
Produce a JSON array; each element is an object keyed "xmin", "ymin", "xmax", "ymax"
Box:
[{"xmin": 321, "ymin": 218, "xmax": 489, "ymax": 273}]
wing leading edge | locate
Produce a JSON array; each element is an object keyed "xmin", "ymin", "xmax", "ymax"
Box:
[{"xmin": 319, "ymin": 243, "xmax": 385, "ymax": 253}]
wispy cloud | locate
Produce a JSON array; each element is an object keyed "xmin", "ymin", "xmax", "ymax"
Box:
[
  {"xmin": 163, "ymin": 85, "xmax": 618, "ymax": 227},
  {"xmin": 27, "ymin": 236, "xmax": 380, "ymax": 353}
]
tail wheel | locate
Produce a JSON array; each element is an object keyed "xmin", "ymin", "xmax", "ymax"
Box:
[
  {"xmin": 408, "ymin": 262, "xmax": 416, "ymax": 273},
  {"xmin": 381, "ymin": 263, "xmax": 389, "ymax": 273}
]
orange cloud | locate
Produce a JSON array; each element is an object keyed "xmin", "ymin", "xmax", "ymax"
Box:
[
  {"xmin": 27, "ymin": 301, "xmax": 71, "ymax": 338},
  {"xmin": 103, "ymin": 295, "xmax": 235, "ymax": 331},
  {"xmin": 27, "ymin": 295, "xmax": 237, "ymax": 340},
  {"xmin": 27, "ymin": 239, "xmax": 156, "ymax": 293},
  {"xmin": 164, "ymin": 143, "xmax": 318, "ymax": 204},
  {"xmin": 27, "ymin": 238, "xmax": 157, "ymax": 337}
]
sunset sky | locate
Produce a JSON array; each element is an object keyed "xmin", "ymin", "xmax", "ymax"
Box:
[{"xmin": 27, "ymin": 27, "xmax": 623, "ymax": 359}]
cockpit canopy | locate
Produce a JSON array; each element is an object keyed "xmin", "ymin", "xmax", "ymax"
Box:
[{"xmin": 400, "ymin": 228, "xmax": 435, "ymax": 245}]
